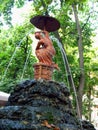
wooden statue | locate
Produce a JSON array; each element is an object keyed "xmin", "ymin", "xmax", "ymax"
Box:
[
  {"xmin": 35, "ymin": 30, "xmax": 59, "ymax": 70},
  {"xmin": 30, "ymin": 15, "xmax": 60, "ymax": 80}
]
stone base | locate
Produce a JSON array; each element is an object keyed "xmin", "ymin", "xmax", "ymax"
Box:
[
  {"xmin": 0, "ymin": 105, "xmax": 80, "ymax": 130},
  {"xmin": 0, "ymin": 80, "xmax": 96, "ymax": 130},
  {"xmin": 33, "ymin": 63, "xmax": 54, "ymax": 80}
]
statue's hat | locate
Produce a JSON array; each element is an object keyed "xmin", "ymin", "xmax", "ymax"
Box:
[{"xmin": 30, "ymin": 15, "xmax": 60, "ymax": 32}]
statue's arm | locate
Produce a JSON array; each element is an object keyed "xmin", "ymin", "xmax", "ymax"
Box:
[
  {"xmin": 36, "ymin": 42, "xmax": 41, "ymax": 50},
  {"xmin": 36, "ymin": 41, "xmax": 45, "ymax": 50}
]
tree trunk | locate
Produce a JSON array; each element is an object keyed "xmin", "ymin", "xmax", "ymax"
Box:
[{"xmin": 72, "ymin": 3, "xmax": 85, "ymax": 118}]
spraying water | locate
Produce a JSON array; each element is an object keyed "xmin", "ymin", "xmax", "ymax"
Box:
[
  {"xmin": 50, "ymin": 36, "xmax": 82, "ymax": 120},
  {"xmin": 0, "ymin": 29, "xmax": 34, "ymax": 84},
  {"xmin": 21, "ymin": 47, "xmax": 32, "ymax": 80},
  {"xmin": 51, "ymin": 36, "xmax": 83, "ymax": 130}
]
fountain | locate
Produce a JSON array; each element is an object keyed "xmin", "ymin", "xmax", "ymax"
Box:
[{"xmin": 0, "ymin": 15, "xmax": 96, "ymax": 130}]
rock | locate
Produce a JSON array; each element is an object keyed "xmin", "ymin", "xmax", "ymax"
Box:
[
  {"xmin": 81, "ymin": 120, "xmax": 96, "ymax": 130},
  {"xmin": 0, "ymin": 105, "xmax": 80, "ymax": 130},
  {"xmin": 7, "ymin": 80, "xmax": 72, "ymax": 112},
  {"xmin": 0, "ymin": 80, "xmax": 96, "ymax": 130}
]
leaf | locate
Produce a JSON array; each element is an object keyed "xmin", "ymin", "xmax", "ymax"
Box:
[
  {"xmin": 53, "ymin": 127, "xmax": 60, "ymax": 130},
  {"xmin": 41, "ymin": 120, "xmax": 60, "ymax": 130},
  {"xmin": 41, "ymin": 120, "xmax": 52, "ymax": 128}
]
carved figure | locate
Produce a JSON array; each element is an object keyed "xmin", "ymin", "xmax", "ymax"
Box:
[{"xmin": 35, "ymin": 30, "xmax": 59, "ymax": 70}]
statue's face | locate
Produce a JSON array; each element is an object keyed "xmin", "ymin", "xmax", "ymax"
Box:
[
  {"xmin": 35, "ymin": 32, "xmax": 40, "ymax": 39},
  {"xmin": 35, "ymin": 31, "xmax": 45, "ymax": 39}
]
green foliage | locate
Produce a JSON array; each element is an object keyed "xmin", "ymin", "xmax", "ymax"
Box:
[
  {"xmin": 0, "ymin": 22, "xmax": 37, "ymax": 93},
  {"xmin": 15, "ymin": 0, "xmax": 25, "ymax": 8},
  {"xmin": 0, "ymin": 0, "xmax": 14, "ymax": 25},
  {"xmin": 0, "ymin": 79, "xmax": 19, "ymax": 93}
]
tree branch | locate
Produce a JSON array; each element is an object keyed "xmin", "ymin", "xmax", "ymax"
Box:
[
  {"xmin": 81, "ymin": 11, "xmax": 93, "ymax": 31},
  {"xmin": 40, "ymin": 0, "xmax": 49, "ymax": 16}
]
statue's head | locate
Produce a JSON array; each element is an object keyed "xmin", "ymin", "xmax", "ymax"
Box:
[
  {"xmin": 35, "ymin": 31, "xmax": 46, "ymax": 39},
  {"xmin": 35, "ymin": 32, "xmax": 41, "ymax": 39}
]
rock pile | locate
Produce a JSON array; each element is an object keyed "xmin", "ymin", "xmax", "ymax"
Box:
[{"xmin": 0, "ymin": 80, "xmax": 96, "ymax": 130}]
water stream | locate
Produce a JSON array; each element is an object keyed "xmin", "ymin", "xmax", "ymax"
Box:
[
  {"xmin": 50, "ymin": 36, "xmax": 82, "ymax": 120},
  {"xmin": 21, "ymin": 47, "xmax": 32, "ymax": 80},
  {"xmin": 0, "ymin": 29, "xmax": 34, "ymax": 84}
]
